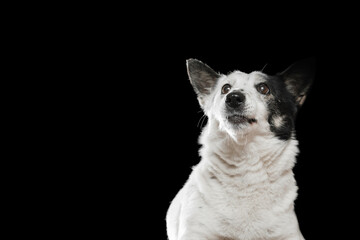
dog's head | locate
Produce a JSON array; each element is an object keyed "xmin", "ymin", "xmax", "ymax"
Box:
[{"xmin": 187, "ymin": 59, "xmax": 315, "ymax": 140}]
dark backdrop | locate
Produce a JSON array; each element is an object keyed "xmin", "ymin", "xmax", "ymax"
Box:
[
  {"xmin": 21, "ymin": 4, "xmax": 360, "ymax": 239},
  {"xmin": 82, "ymin": 20, "xmax": 358, "ymax": 240},
  {"xmin": 113, "ymin": 39, "xmax": 356, "ymax": 239}
]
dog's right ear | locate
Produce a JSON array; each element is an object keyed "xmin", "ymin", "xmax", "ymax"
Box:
[
  {"xmin": 278, "ymin": 58, "xmax": 316, "ymax": 107},
  {"xmin": 186, "ymin": 59, "xmax": 220, "ymax": 107}
]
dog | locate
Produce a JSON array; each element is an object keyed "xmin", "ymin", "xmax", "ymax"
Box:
[{"xmin": 166, "ymin": 58, "xmax": 315, "ymax": 240}]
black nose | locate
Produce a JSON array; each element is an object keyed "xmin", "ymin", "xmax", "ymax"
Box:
[{"xmin": 226, "ymin": 91, "xmax": 245, "ymax": 109}]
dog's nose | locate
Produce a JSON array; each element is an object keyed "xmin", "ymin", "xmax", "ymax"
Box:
[{"xmin": 226, "ymin": 91, "xmax": 245, "ymax": 109}]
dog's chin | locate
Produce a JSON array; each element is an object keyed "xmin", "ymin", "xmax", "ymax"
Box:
[
  {"xmin": 227, "ymin": 114, "xmax": 256, "ymax": 124},
  {"xmin": 226, "ymin": 114, "xmax": 257, "ymax": 131}
]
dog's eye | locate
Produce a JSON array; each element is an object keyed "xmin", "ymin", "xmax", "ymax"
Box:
[
  {"xmin": 256, "ymin": 83, "xmax": 270, "ymax": 95},
  {"xmin": 221, "ymin": 84, "xmax": 232, "ymax": 94}
]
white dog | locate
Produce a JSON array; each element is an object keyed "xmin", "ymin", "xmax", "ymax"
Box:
[{"xmin": 166, "ymin": 59, "xmax": 315, "ymax": 240}]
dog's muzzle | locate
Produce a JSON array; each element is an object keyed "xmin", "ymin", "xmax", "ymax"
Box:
[{"xmin": 225, "ymin": 91, "xmax": 257, "ymax": 125}]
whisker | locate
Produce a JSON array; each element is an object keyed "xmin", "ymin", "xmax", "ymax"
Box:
[
  {"xmin": 197, "ymin": 114, "xmax": 207, "ymax": 128},
  {"xmin": 200, "ymin": 115, "xmax": 207, "ymax": 128},
  {"xmin": 261, "ymin": 63, "xmax": 268, "ymax": 72},
  {"xmin": 197, "ymin": 114, "xmax": 205, "ymax": 128}
]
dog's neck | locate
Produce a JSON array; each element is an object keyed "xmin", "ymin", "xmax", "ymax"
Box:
[{"xmin": 198, "ymin": 117, "xmax": 299, "ymax": 184}]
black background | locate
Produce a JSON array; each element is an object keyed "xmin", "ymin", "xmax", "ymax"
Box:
[
  {"xmin": 78, "ymin": 13, "xmax": 359, "ymax": 240},
  {"xmin": 110, "ymin": 37, "xmax": 357, "ymax": 239},
  {"xmin": 13, "ymin": 4, "xmax": 360, "ymax": 239}
]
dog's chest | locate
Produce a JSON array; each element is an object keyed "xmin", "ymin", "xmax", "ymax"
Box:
[
  {"xmin": 201, "ymin": 168, "xmax": 280, "ymax": 238},
  {"xmin": 215, "ymin": 185, "xmax": 274, "ymax": 230},
  {"xmin": 193, "ymin": 133, "xmax": 299, "ymax": 238}
]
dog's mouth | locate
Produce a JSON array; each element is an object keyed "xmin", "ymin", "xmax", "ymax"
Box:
[{"xmin": 227, "ymin": 114, "xmax": 257, "ymax": 125}]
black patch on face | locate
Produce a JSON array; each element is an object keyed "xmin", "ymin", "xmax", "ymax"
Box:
[{"xmin": 263, "ymin": 75, "xmax": 298, "ymax": 141}]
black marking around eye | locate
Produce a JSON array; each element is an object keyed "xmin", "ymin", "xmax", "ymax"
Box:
[{"xmin": 264, "ymin": 76, "xmax": 298, "ymax": 141}]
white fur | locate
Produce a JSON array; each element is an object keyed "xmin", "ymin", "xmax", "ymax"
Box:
[{"xmin": 166, "ymin": 71, "xmax": 305, "ymax": 240}]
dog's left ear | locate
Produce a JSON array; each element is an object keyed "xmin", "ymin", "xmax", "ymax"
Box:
[
  {"xmin": 278, "ymin": 58, "xmax": 316, "ymax": 107},
  {"xmin": 186, "ymin": 59, "xmax": 220, "ymax": 107}
]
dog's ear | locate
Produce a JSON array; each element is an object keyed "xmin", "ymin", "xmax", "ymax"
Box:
[
  {"xmin": 186, "ymin": 59, "xmax": 220, "ymax": 107},
  {"xmin": 278, "ymin": 58, "xmax": 316, "ymax": 107}
]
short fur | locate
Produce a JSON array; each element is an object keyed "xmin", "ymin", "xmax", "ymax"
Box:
[{"xmin": 166, "ymin": 59, "xmax": 315, "ymax": 240}]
